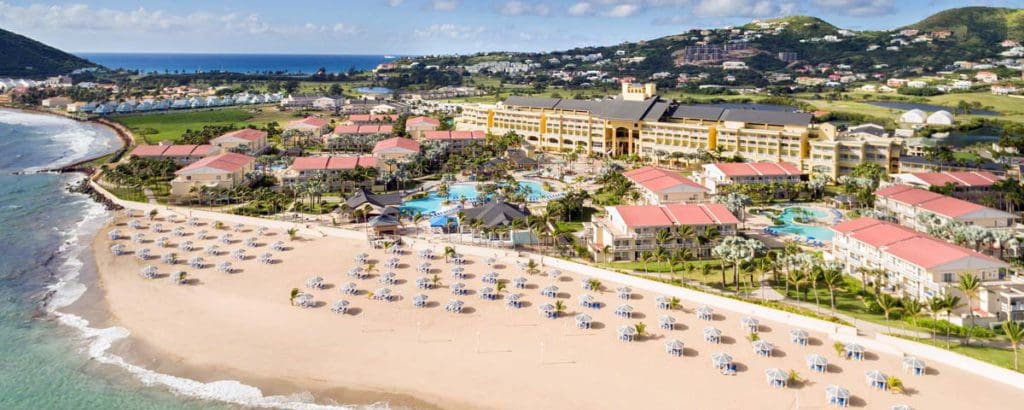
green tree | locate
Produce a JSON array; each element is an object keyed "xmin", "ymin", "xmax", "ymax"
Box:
[
  {"xmin": 1002, "ymin": 321, "xmax": 1024, "ymax": 372},
  {"xmin": 956, "ymin": 273, "xmax": 981, "ymax": 346}
]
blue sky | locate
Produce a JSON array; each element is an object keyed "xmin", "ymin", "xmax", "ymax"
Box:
[{"xmin": 0, "ymin": 0, "xmax": 1021, "ymax": 54}]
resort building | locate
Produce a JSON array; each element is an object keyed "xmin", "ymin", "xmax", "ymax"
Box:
[
  {"xmin": 345, "ymin": 114, "xmax": 399, "ymax": 125},
  {"xmin": 210, "ymin": 129, "xmax": 268, "ymax": 154},
  {"xmin": 421, "ymin": 130, "xmax": 487, "ymax": 150},
  {"xmin": 806, "ymin": 125, "xmax": 902, "ymax": 180},
  {"xmin": 978, "ymin": 282, "xmax": 1024, "ymax": 324},
  {"xmin": 405, "ymin": 116, "xmax": 441, "ymax": 139},
  {"xmin": 284, "ymin": 116, "xmax": 331, "ymax": 141},
  {"xmin": 829, "ymin": 218, "xmax": 1008, "ymax": 301},
  {"xmin": 170, "ymin": 152, "xmax": 256, "ymax": 198},
  {"xmin": 890, "ymin": 171, "xmax": 1002, "ymax": 203},
  {"xmin": 623, "ymin": 166, "xmax": 708, "ymax": 204},
  {"xmin": 458, "ymin": 82, "xmax": 895, "ymax": 179},
  {"xmin": 280, "ymin": 156, "xmax": 378, "ymax": 190},
  {"xmin": 345, "ymin": 188, "xmax": 403, "ymax": 216},
  {"xmin": 590, "ymin": 203, "xmax": 739, "ymax": 262},
  {"xmin": 326, "ymin": 125, "xmax": 394, "ymax": 151},
  {"xmin": 372, "ymin": 137, "xmax": 420, "ymax": 161},
  {"xmin": 129, "ymin": 144, "xmax": 220, "ymax": 165},
  {"xmin": 460, "ymin": 201, "xmax": 535, "ymax": 246},
  {"xmin": 874, "ymin": 184, "xmax": 1018, "ymax": 230},
  {"xmin": 700, "ymin": 162, "xmax": 804, "ymax": 193}
]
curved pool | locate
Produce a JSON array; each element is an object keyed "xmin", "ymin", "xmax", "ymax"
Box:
[
  {"xmin": 767, "ymin": 207, "xmax": 836, "ymax": 241},
  {"xmin": 401, "ymin": 181, "xmax": 551, "ymax": 215}
]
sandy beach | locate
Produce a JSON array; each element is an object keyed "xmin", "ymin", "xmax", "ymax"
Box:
[{"xmin": 82, "ymin": 212, "xmax": 1024, "ymax": 409}]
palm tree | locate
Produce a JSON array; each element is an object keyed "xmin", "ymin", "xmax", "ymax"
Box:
[
  {"xmin": 431, "ymin": 274, "xmax": 442, "ymax": 288},
  {"xmin": 525, "ymin": 259, "xmax": 540, "ymax": 276},
  {"xmin": 902, "ymin": 298, "xmax": 924, "ymax": 339},
  {"xmin": 938, "ymin": 293, "xmax": 963, "ymax": 349},
  {"xmin": 698, "ymin": 263, "xmax": 712, "ymax": 285},
  {"xmin": 585, "ymin": 278, "xmax": 602, "ymax": 292},
  {"xmin": 927, "ymin": 297, "xmax": 945, "ymax": 341},
  {"xmin": 957, "ymin": 273, "xmax": 981, "ymax": 346},
  {"xmin": 640, "ymin": 251, "xmax": 654, "ymax": 275},
  {"xmin": 808, "ymin": 265, "xmax": 823, "ymax": 311},
  {"xmin": 554, "ymin": 300, "xmax": 566, "ymax": 317},
  {"xmin": 600, "ymin": 244, "xmax": 613, "ymax": 262},
  {"xmin": 289, "ymin": 288, "xmax": 300, "ymax": 306},
  {"xmin": 412, "ymin": 212, "xmax": 424, "ymax": 236},
  {"xmin": 787, "ymin": 269, "xmax": 807, "ymax": 301},
  {"xmin": 876, "ymin": 293, "xmax": 903, "ymax": 334},
  {"xmin": 495, "ymin": 280, "xmax": 508, "ymax": 294},
  {"xmin": 668, "ymin": 296, "xmax": 681, "ymax": 310},
  {"xmin": 444, "ymin": 246, "xmax": 456, "ymax": 262},
  {"xmin": 287, "ymin": 227, "xmax": 299, "ymax": 241},
  {"xmin": 1002, "ymin": 320, "xmax": 1024, "ymax": 371},
  {"xmin": 821, "ymin": 266, "xmax": 844, "ymax": 313},
  {"xmin": 634, "ymin": 322, "xmax": 648, "ymax": 339}
]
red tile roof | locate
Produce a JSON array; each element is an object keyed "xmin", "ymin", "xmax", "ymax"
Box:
[
  {"xmin": 288, "ymin": 116, "xmax": 328, "ymax": 128},
  {"xmin": 347, "ymin": 114, "xmax": 398, "ymax": 123},
  {"xmin": 710, "ymin": 162, "xmax": 803, "ymax": 177},
  {"xmin": 215, "ymin": 128, "xmax": 267, "ymax": 142},
  {"xmin": 162, "ymin": 145, "xmax": 203, "ymax": 156},
  {"xmin": 373, "ymin": 137, "xmax": 420, "ymax": 154},
  {"xmin": 423, "ymin": 130, "xmax": 486, "ymax": 141},
  {"xmin": 130, "ymin": 145, "xmax": 168, "ymax": 157},
  {"xmin": 613, "ymin": 204, "xmax": 738, "ymax": 228},
  {"xmin": 406, "ymin": 116, "xmax": 440, "ymax": 126},
  {"xmin": 832, "ymin": 217, "xmax": 1004, "ymax": 269},
  {"xmin": 131, "ymin": 144, "xmax": 214, "ymax": 158},
  {"xmin": 291, "ymin": 156, "xmax": 378, "ymax": 171},
  {"xmin": 334, "ymin": 124, "xmax": 394, "ymax": 135},
  {"xmin": 908, "ymin": 171, "xmax": 1001, "ymax": 188},
  {"xmin": 623, "ymin": 167, "xmax": 706, "ymax": 193},
  {"xmin": 175, "ymin": 152, "xmax": 254, "ymax": 174},
  {"xmin": 876, "ymin": 184, "xmax": 999, "ymax": 218}
]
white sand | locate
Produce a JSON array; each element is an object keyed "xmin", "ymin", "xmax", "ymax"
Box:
[{"xmin": 89, "ymin": 214, "xmax": 1024, "ymax": 409}]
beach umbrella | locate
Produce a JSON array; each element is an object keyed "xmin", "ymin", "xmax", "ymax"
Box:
[
  {"xmin": 865, "ymin": 370, "xmax": 888, "ymax": 390},
  {"xmin": 482, "ymin": 272, "xmax": 499, "ymax": 284},
  {"xmin": 187, "ymin": 217, "xmax": 199, "ymax": 227},
  {"xmin": 348, "ymin": 266, "xmax": 365, "ymax": 278},
  {"xmin": 807, "ymin": 353, "xmax": 828, "ymax": 373},
  {"xmin": 110, "ymin": 244, "xmax": 126, "ymax": 256},
  {"xmin": 206, "ymin": 245, "xmax": 220, "ymax": 256},
  {"xmin": 541, "ymin": 285, "xmax": 559, "ymax": 298},
  {"xmin": 659, "ymin": 315, "xmax": 676, "ymax": 330},
  {"xmin": 752, "ymin": 340, "xmax": 775, "ymax": 357},
  {"xmin": 575, "ymin": 313, "xmax": 593, "ymax": 329},
  {"xmin": 505, "ymin": 293, "xmax": 522, "ymax": 308},
  {"xmin": 108, "ymin": 229, "xmax": 122, "ymax": 241},
  {"xmin": 710, "ymin": 352, "xmax": 732, "ymax": 369},
  {"xmin": 485, "ymin": 257, "xmax": 496, "ymax": 266},
  {"xmin": 616, "ymin": 286, "xmax": 632, "ymax": 299},
  {"xmin": 765, "ymin": 368, "xmax": 788, "ymax": 388},
  {"xmin": 132, "ymin": 233, "xmax": 145, "ymax": 244},
  {"xmin": 178, "ymin": 241, "xmax": 193, "ymax": 251},
  {"xmin": 135, "ymin": 248, "xmax": 151, "ymax": 260},
  {"xmin": 890, "ymin": 405, "xmax": 912, "ymax": 410},
  {"xmin": 232, "ymin": 248, "xmax": 246, "ymax": 261},
  {"xmin": 245, "ymin": 237, "xmax": 258, "ymax": 247},
  {"xmin": 306, "ymin": 276, "xmax": 325, "ymax": 289},
  {"xmin": 617, "ymin": 325, "xmax": 637, "ymax": 342},
  {"xmin": 790, "ymin": 328, "xmax": 809, "ymax": 345},
  {"xmin": 538, "ymin": 303, "xmax": 556, "ymax": 318},
  {"xmin": 741, "ymin": 317, "xmax": 760, "ymax": 333},
  {"xmin": 578, "ymin": 294, "xmax": 596, "ymax": 308},
  {"xmin": 271, "ymin": 241, "xmax": 285, "ymax": 251},
  {"xmin": 374, "ymin": 287, "xmax": 392, "ymax": 301},
  {"xmin": 161, "ymin": 252, "xmax": 177, "ymax": 265},
  {"xmin": 196, "ymin": 230, "xmax": 209, "ymax": 240},
  {"xmin": 217, "ymin": 261, "xmax": 232, "ymax": 273},
  {"xmin": 844, "ymin": 342, "xmax": 865, "ymax": 360},
  {"xmin": 294, "ymin": 292, "xmax": 314, "ymax": 308},
  {"xmin": 696, "ymin": 305, "xmax": 714, "ymax": 320},
  {"xmin": 151, "ymin": 223, "xmax": 163, "ymax": 233},
  {"xmin": 416, "ymin": 276, "xmax": 431, "ymax": 289},
  {"xmin": 256, "ymin": 226, "xmax": 268, "ymax": 236},
  {"xmin": 704, "ymin": 326, "xmax": 722, "ymax": 343},
  {"xmin": 233, "ymin": 223, "xmax": 244, "ymax": 232},
  {"xmin": 413, "ymin": 293, "xmax": 428, "ymax": 307},
  {"xmin": 824, "ymin": 385, "xmax": 850, "ymax": 407},
  {"xmin": 614, "ymin": 304, "xmax": 634, "ymax": 318},
  {"xmin": 259, "ymin": 253, "xmax": 273, "ymax": 264},
  {"xmin": 173, "ymin": 227, "xmax": 185, "ymax": 237},
  {"xmin": 547, "ymin": 269, "xmax": 561, "ymax": 279},
  {"xmin": 140, "ymin": 265, "xmax": 158, "ymax": 279},
  {"xmin": 665, "ymin": 339, "xmax": 684, "ymax": 356},
  {"xmin": 451, "ymin": 282, "xmax": 467, "ymax": 295},
  {"xmin": 156, "ymin": 236, "xmax": 169, "ymax": 248},
  {"xmin": 330, "ymin": 300, "xmax": 350, "ymax": 314},
  {"xmin": 379, "ymin": 271, "xmax": 397, "ymax": 284},
  {"xmin": 445, "ymin": 299, "xmax": 464, "ymax": 313},
  {"xmin": 220, "ymin": 233, "xmax": 233, "ymax": 244},
  {"xmin": 188, "ymin": 256, "xmax": 204, "ymax": 269},
  {"xmin": 902, "ymin": 356, "xmax": 926, "ymax": 375},
  {"xmin": 341, "ymin": 282, "xmax": 358, "ymax": 295}
]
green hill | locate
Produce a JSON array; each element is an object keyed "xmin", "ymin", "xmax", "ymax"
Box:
[
  {"xmin": 744, "ymin": 16, "xmax": 840, "ymax": 38},
  {"xmin": 0, "ymin": 28, "xmax": 98, "ymax": 77},
  {"xmin": 905, "ymin": 6, "xmax": 1024, "ymax": 42}
]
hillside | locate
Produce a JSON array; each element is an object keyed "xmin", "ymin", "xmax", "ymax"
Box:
[
  {"xmin": 905, "ymin": 6, "xmax": 1024, "ymax": 42},
  {"xmin": 0, "ymin": 28, "xmax": 97, "ymax": 77}
]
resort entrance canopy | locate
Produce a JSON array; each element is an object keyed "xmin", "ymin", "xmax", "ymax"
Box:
[{"xmin": 430, "ymin": 215, "xmax": 458, "ymax": 228}]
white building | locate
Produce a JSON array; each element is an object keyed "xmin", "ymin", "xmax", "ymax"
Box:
[
  {"xmin": 898, "ymin": 109, "xmax": 927, "ymax": 124},
  {"xmin": 926, "ymin": 110, "xmax": 954, "ymax": 126}
]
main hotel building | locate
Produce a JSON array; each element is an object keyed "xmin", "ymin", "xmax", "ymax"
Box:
[{"xmin": 459, "ymin": 83, "xmax": 900, "ymax": 179}]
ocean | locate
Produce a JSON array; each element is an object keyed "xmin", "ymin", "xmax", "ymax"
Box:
[{"xmin": 76, "ymin": 53, "xmax": 398, "ymax": 75}]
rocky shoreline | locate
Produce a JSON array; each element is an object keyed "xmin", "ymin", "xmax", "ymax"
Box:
[{"xmin": 68, "ymin": 177, "xmax": 123, "ymax": 211}]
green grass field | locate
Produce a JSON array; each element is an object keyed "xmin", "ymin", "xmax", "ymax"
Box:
[
  {"xmin": 115, "ymin": 107, "xmax": 300, "ymax": 143},
  {"xmin": 896, "ymin": 336, "xmax": 1022, "ymax": 374}
]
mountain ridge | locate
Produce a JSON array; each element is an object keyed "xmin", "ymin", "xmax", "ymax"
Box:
[{"xmin": 0, "ymin": 28, "xmax": 98, "ymax": 77}]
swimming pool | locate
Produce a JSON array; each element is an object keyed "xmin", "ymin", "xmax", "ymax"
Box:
[
  {"xmin": 401, "ymin": 181, "xmax": 551, "ymax": 215},
  {"xmin": 767, "ymin": 207, "xmax": 836, "ymax": 241}
]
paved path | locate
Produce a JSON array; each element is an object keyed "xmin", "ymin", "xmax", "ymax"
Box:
[{"xmin": 143, "ymin": 188, "xmax": 157, "ymax": 204}]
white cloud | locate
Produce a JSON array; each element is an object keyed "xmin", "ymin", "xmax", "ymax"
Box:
[
  {"xmin": 693, "ymin": 0, "xmax": 796, "ymax": 17},
  {"xmin": 603, "ymin": 4, "xmax": 640, "ymax": 18},
  {"xmin": 567, "ymin": 2, "xmax": 594, "ymax": 16},
  {"xmin": 431, "ymin": 0, "xmax": 460, "ymax": 11},
  {"xmin": 498, "ymin": 1, "xmax": 551, "ymax": 16},
  {"xmin": 414, "ymin": 23, "xmax": 485, "ymax": 39},
  {"xmin": 811, "ymin": 0, "xmax": 893, "ymax": 16}
]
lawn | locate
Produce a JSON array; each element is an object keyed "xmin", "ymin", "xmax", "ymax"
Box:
[
  {"xmin": 115, "ymin": 107, "xmax": 300, "ymax": 143},
  {"xmin": 894, "ymin": 336, "xmax": 1022, "ymax": 374}
]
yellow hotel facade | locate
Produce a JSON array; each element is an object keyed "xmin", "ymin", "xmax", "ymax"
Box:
[{"xmin": 458, "ymin": 83, "xmax": 901, "ymax": 179}]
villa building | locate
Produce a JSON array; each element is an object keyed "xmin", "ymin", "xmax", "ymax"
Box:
[
  {"xmin": 405, "ymin": 116, "xmax": 441, "ymax": 139},
  {"xmin": 700, "ymin": 162, "xmax": 804, "ymax": 193},
  {"xmin": 458, "ymin": 82, "xmax": 896, "ymax": 179},
  {"xmin": 130, "ymin": 144, "xmax": 220, "ymax": 165},
  {"xmin": 284, "ymin": 116, "xmax": 331, "ymax": 143},
  {"xmin": 590, "ymin": 203, "xmax": 739, "ymax": 262},
  {"xmin": 806, "ymin": 125, "xmax": 902, "ymax": 180},
  {"xmin": 345, "ymin": 114, "xmax": 399, "ymax": 125},
  {"xmin": 421, "ymin": 130, "xmax": 486, "ymax": 150},
  {"xmin": 372, "ymin": 137, "xmax": 420, "ymax": 161},
  {"xmin": 623, "ymin": 166, "xmax": 708, "ymax": 204},
  {"xmin": 325, "ymin": 124, "xmax": 394, "ymax": 151},
  {"xmin": 978, "ymin": 283, "xmax": 1024, "ymax": 324},
  {"xmin": 829, "ymin": 217, "xmax": 1008, "ymax": 301},
  {"xmin": 210, "ymin": 129, "xmax": 268, "ymax": 154},
  {"xmin": 890, "ymin": 171, "xmax": 1002, "ymax": 203},
  {"xmin": 280, "ymin": 156, "xmax": 378, "ymax": 190},
  {"xmin": 170, "ymin": 152, "xmax": 255, "ymax": 198},
  {"xmin": 874, "ymin": 184, "xmax": 1018, "ymax": 230}
]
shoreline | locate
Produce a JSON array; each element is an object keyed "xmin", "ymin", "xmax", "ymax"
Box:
[
  {"xmin": 0, "ymin": 105, "xmax": 134, "ymax": 173},
  {"xmin": 78, "ymin": 206, "xmax": 1024, "ymax": 409}
]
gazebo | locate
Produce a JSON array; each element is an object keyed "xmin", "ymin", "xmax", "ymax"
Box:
[
  {"xmin": 482, "ymin": 272, "xmax": 499, "ymax": 284},
  {"xmin": 902, "ymin": 356, "xmax": 926, "ymax": 375},
  {"xmin": 451, "ymin": 282, "xmax": 467, "ymax": 295},
  {"xmin": 865, "ymin": 370, "xmax": 888, "ymax": 390},
  {"xmin": 824, "ymin": 385, "xmax": 850, "ymax": 407},
  {"xmin": 541, "ymin": 285, "xmax": 559, "ymax": 298},
  {"xmin": 790, "ymin": 328, "xmax": 809, "ymax": 345},
  {"xmin": 506, "ymin": 294, "xmax": 522, "ymax": 309},
  {"xmin": 445, "ymin": 299, "xmax": 464, "ymax": 313},
  {"xmin": 330, "ymin": 300, "xmax": 350, "ymax": 314},
  {"xmin": 703, "ymin": 326, "xmax": 722, "ymax": 344},
  {"xmin": 696, "ymin": 305, "xmax": 714, "ymax": 321},
  {"xmin": 807, "ymin": 353, "xmax": 828, "ymax": 373},
  {"xmin": 753, "ymin": 340, "xmax": 775, "ymax": 357},
  {"xmin": 710, "ymin": 352, "xmax": 733, "ymax": 371},
  {"xmin": 617, "ymin": 325, "xmax": 637, "ymax": 342},
  {"xmin": 765, "ymin": 368, "xmax": 788, "ymax": 388},
  {"xmin": 539, "ymin": 303, "xmax": 557, "ymax": 319},
  {"xmin": 658, "ymin": 315, "xmax": 676, "ymax": 330},
  {"xmin": 341, "ymin": 282, "xmax": 358, "ymax": 295},
  {"xmin": 844, "ymin": 342, "xmax": 865, "ymax": 360},
  {"xmin": 579, "ymin": 294, "xmax": 599, "ymax": 309},
  {"xmin": 479, "ymin": 287, "xmax": 497, "ymax": 300},
  {"xmin": 368, "ymin": 214, "xmax": 403, "ymax": 237},
  {"xmin": 512, "ymin": 276, "xmax": 528, "ymax": 289},
  {"xmin": 665, "ymin": 339, "xmax": 684, "ymax": 356},
  {"xmin": 575, "ymin": 313, "xmax": 593, "ymax": 329},
  {"xmin": 617, "ymin": 286, "xmax": 632, "ymax": 300},
  {"xmin": 741, "ymin": 317, "xmax": 759, "ymax": 334},
  {"xmin": 614, "ymin": 304, "xmax": 634, "ymax": 318},
  {"xmin": 413, "ymin": 294, "xmax": 428, "ymax": 308}
]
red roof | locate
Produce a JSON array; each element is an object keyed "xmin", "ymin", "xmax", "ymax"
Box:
[
  {"xmin": 215, "ymin": 128, "xmax": 267, "ymax": 142},
  {"xmin": 832, "ymin": 217, "xmax": 1004, "ymax": 269},
  {"xmin": 613, "ymin": 204, "xmax": 738, "ymax": 228},
  {"xmin": 131, "ymin": 145, "xmax": 168, "ymax": 157},
  {"xmin": 373, "ymin": 137, "xmax": 420, "ymax": 154},
  {"xmin": 291, "ymin": 156, "xmax": 378, "ymax": 171},
  {"xmin": 908, "ymin": 171, "xmax": 1001, "ymax": 188},
  {"xmin": 131, "ymin": 144, "xmax": 214, "ymax": 158},
  {"xmin": 347, "ymin": 114, "xmax": 397, "ymax": 123},
  {"xmin": 162, "ymin": 145, "xmax": 203, "ymax": 156},
  {"xmin": 289, "ymin": 116, "xmax": 328, "ymax": 128},
  {"xmin": 710, "ymin": 162, "xmax": 802, "ymax": 177},
  {"xmin": 623, "ymin": 167, "xmax": 706, "ymax": 193},
  {"xmin": 406, "ymin": 116, "xmax": 440, "ymax": 126},
  {"xmin": 334, "ymin": 124, "xmax": 394, "ymax": 135},
  {"xmin": 423, "ymin": 130, "xmax": 486, "ymax": 141},
  {"xmin": 175, "ymin": 152, "xmax": 254, "ymax": 174},
  {"xmin": 876, "ymin": 184, "xmax": 996, "ymax": 218}
]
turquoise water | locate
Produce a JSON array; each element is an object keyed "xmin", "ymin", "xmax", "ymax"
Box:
[
  {"xmin": 78, "ymin": 53, "xmax": 395, "ymax": 74},
  {"xmin": 769, "ymin": 207, "xmax": 835, "ymax": 241},
  {"xmin": 402, "ymin": 181, "xmax": 549, "ymax": 215}
]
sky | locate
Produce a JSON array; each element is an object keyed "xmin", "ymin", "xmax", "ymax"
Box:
[{"xmin": 0, "ymin": 0, "xmax": 1022, "ymax": 55}]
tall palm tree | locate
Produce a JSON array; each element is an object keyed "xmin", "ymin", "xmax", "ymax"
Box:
[
  {"xmin": 956, "ymin": 273, "xmax": 981, "ymax": 346},
  {"xmin": 1002, "ymin": 320, "xmax": 1024, "ymax": 371},
  {"xmin": 875, "ymin": 293, "xmax": 903, "ymax": 334},
  {"xmin": 787, "ymin": 269, "xmax": 807, "ymax": 301},
  {"xmin": 938, "ymin": 293, "xmax": 963, "ymax": 349},
  {"xmin": 289, "ymin": 288, "xmax": 300, "ymax": 306},
  {"xmin": 641, "ymin": 250, "xmax": 654, "ymax": 275},
  {"xmin": 808, "ymin": 265, "xmax": 824, "ymax": 311},
  {"xmin": 927, "ymin": 297, "xmax": 946, "ymax": 341},
  {"xmin": 821, "ymin": 266, "xmax": 844, "ymax": 312},
  {"xmin": 698, "ymin": 263, "xmax": 712, "ymax": 285}
]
